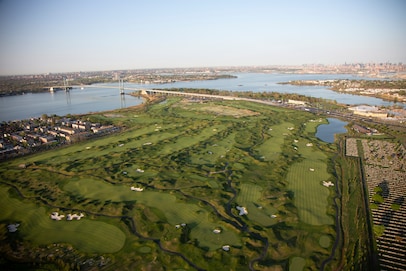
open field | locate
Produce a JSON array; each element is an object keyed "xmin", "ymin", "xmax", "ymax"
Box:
[{"xmin": 0, "ymin": 97, "xmax": 346, "ymax": 270}]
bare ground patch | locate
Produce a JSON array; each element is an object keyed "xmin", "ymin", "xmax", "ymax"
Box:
[{"xmin": 176, "ymin": 99, "xmax": 260, "ymax": 118}]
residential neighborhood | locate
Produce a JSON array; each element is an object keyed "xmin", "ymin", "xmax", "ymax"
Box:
[{"xmin": 0, "ymin": 116, "xmax": 118, "ymax": 160}]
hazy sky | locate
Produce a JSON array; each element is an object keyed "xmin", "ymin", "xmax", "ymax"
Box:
[{"xmin": 0, "ymin": 0, "xmax": 405, "ymax": 75}]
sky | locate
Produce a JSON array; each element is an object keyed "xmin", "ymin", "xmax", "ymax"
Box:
[{"xmin": 0, "ymin": 0, "xmax": 405, "ymax": 75}]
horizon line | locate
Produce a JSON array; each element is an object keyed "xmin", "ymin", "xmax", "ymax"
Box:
[{"xmin": 1, "ymin": 62, "xmax": 405, "ymax": 77}]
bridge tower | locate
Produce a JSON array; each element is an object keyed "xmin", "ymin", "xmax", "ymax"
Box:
[
  {"xmin": 63, "ymin": 77, "xmax": 69, "ymax": 92},
  {"xmin": 119, "ymin": 78, "xmax": 126, "ymax": 108},
  {"xmin": 119, "ymin": 79, "xmax": 125, "ymax": 95}
]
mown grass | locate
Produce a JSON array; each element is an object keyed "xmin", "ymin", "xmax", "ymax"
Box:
[
  {"xmin": 286, "ymin": 140, "xmax": 333, "ymax": 225},
  {"xmin": 236, "ymin": 183, "xmax": 277, "ymax": 226},
  {"xmin": 0, "ymin": 97, "xmax": 343, "ymax": 270},
  {"xmin": 190, "ymin": 132, "xmax": 236, "ymax": 165},
  {"xmin": 290, "ymin": 256, "xmax": 306, "ymax": 271},
  {"xmin": 254, "ymin": 122, "xmax": 295, "ymax": 161},
  {"xmin": 0, "ymin": 185, "xmax": 125, "ymax": 253},
  {"xmin": 63, "ymin": 178, "xmax": 240, "ymax": 250}
]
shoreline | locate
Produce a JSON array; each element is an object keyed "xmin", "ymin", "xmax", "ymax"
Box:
[
  {"xmin": 279, "ymin": 79, "xmax": 406, "ymax": 104},
  {"xmin": 0, "ymin": 74, "xmax": 237, "ymax": 97}
]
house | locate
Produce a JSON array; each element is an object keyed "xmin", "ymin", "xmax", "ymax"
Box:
[
  {"xmin": 58, "ymin": 127, "xmax": 75, "ymax": 135},
  {"xmin": 72, "ymin": 122, "xmax": 90, "ymax": 131},
  {"xmin": 11, "ymin": 134, "xmax": 23, "ymax": 142},
  {"xmin": 47, "ymin": 130, "xmax": 59, "ymax": 137},
  {"xmin": 25, "ymin": 123, "xmax": 39, "ymax": 130},
  {"xmin": 39, "ymin": 135, "xmax": 56, "ymax": 143}
]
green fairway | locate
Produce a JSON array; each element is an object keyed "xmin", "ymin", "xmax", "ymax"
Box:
[
  {"xmin": 303, "ymin": 118, "xmax": 328, "ymax": 137},
  {"xmin": 155, "ymin": 124, "xmax": 229, "ymax": 156},
  {"xmin": 0, "ymin": 186, "xmax": 125, "ymax": 253},
  {"xmin": 63, "ymin": 178, "xmax": 240, "ymax": 250},
  {"xmin": 254, "ymin": 122, "xmax": 295, "ymax": 161},
  {"xmin": 236, "ymin": 183, "xmax": 277, "ymax": 226},
  {"xmin": 286, "ymin": 140, "xmax": 333, "ymax": 225},
  {"xmin": 190, "ymin": 132, "xmax": 235, "ymax": 165}
]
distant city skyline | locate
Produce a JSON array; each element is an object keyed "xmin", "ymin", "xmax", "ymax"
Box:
[{"xmin": 0, "ymin": 0, "xmax": 405, "ymax": 75}]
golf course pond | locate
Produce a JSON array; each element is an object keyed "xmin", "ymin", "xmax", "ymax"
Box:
[{"xmin": 316, "ymin": 118, "xmax": 348, "ymax": 143}]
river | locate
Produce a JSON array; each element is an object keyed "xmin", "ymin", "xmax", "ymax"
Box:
[
  {"xmin": 0, "ymin": 87, "xmax": 143, "ymax": 122},
  {"xmin": 0, "ymin": 73, "xmax": 402, "ymax": 122}
]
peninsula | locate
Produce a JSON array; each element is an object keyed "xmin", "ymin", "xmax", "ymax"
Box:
[{"xmin": 279, "ymin": 79, "xmax": 406, "ymax": 103}]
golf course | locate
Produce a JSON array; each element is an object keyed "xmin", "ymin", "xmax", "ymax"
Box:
[{"xmin": 1, "ymin": 96, "xmax": 347, "ymax": 270}]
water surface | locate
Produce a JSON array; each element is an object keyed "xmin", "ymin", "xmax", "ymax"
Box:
[
  {"xmin": 316, "ymin": 118, "xmax": 348, "ymax": 143},
  {"xmin": 0, "ymin": 87, "xmax": 143, "ymax": 122},
  {"xmin": 1, "ymin": 73, "xmax": 402, "ymax": 122}
]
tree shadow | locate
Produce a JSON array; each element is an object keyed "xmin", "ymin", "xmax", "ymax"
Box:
[
  {"xmin": 378, "ymin": 179, "xmax": 389, "ymax": 199},
  {"xmin": 380, "ymin": 196, "xmax": 404, "ymax": 227}
]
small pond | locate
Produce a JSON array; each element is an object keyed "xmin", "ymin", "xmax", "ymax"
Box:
[{"xmin": 316, "ymin": 118, "xmax": 348, "ymax": 143}]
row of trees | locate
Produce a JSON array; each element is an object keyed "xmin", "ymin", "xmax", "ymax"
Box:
[{"xmin": 160, "ymin": 87, "xmax": 338, "ymax": 106}]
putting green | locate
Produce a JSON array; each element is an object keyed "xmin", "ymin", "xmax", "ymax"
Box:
[
  {"xmin": 319, "ymin": 235, "xmax": 331, "ymax": 248},
  {"xmin": 290, "ymin": 256, "xmax": 306, "ymax": 271},
  {"xmin": 0, "ymin": 185, "xmax": 125, "ymax": 253}
]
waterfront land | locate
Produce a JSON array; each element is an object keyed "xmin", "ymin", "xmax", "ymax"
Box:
[
  {"xmin": 3, "ymin": 92, "xmax": 405, "ymax": 270},
  {"xmin": 0, "ymin": 70, "xmax": 236, "ymax": 96},
  {"xmin": 279, "ymin": 79, "xmax": 406, "ymax": 103},
  {"xmin": 2, "ymin": 63, "xmax": 405, "ymax": 96}
]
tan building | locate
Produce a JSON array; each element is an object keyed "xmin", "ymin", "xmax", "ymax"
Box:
[
  {"xmin": 348, "ymin": 105, "xmax": 387, "ymax": 118},
  {"xmin": 287, "ymin": 99, "xmax": 306, "ymax": 105}
]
